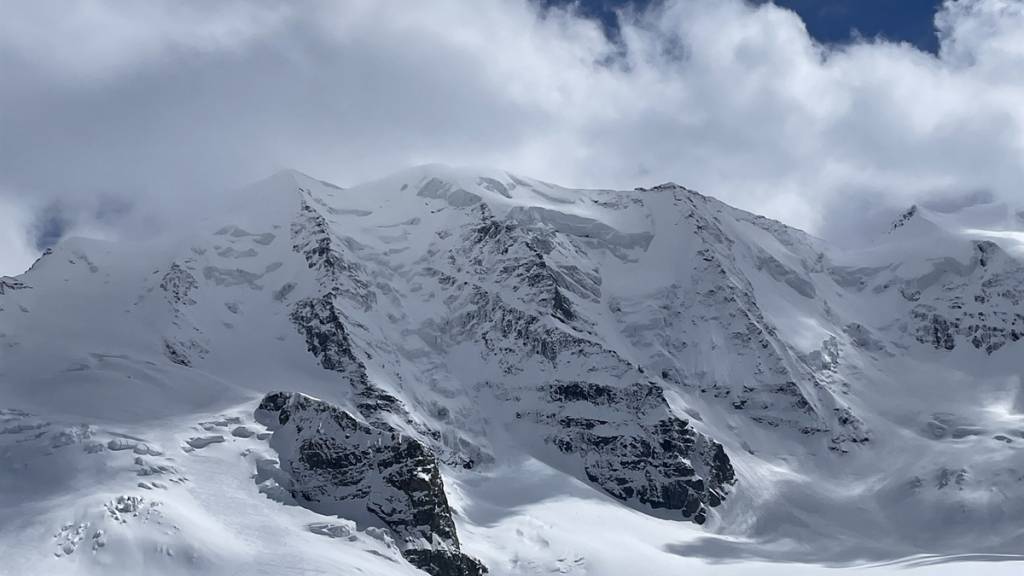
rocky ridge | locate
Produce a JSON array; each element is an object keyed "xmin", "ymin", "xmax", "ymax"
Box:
[{"xmin": 255, "ymin": 391, "xmax": 486, "ymax": 576}]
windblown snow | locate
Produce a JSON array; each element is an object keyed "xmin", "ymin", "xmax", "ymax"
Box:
[{"xmin": 2, "ymin": 165, "xmax": 1024, "ymax": 575}]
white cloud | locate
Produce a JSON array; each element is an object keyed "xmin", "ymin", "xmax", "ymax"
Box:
[
  {"xmin": 0, "ymin": 0, "xmax": 289, "ymax": 80},
  {"xmin": 937, "ymin": 0, "xmax": 1024, "ymax": 70},
  {"xmin": 0, "ymin": 196, "xmax": 38, "ymax": 277},
  {"xmin": 1, "ymin": 0, "xmax": 1024, "ymax": 274}
]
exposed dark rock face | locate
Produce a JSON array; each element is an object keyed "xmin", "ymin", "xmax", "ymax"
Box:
[
  {"xmin": 290, "ymin": 295, "xmax": 405, "ymax": 419},
  {"xmin": 162, "ymin": 337, "xmax": 207, "ymax": 367},
  {"xmin": 155, "ymin": 262, "xmax": 210, "ymax": 366},
  {"xmin": 289, "ymin": 296, "xmax": 364, "ymax": 377},
  {"xmin": 433, "ymin": 287, "xmax": 597, "ymax": 368},
  {"xmin": 255, "ymin": 392, "xmax": 486, "ymax": 576},
  {"xmin": 0, "ymin": 276, "xmax": 29, "ymax": 295},
  {"xmin": 291, "ymin": 195, "xmax": 376, "ymax": 311},
  {"xmin": 163, "ymin": 339, "xmax": 191, "ymax": 367},
  {"xmin": 403, "ymin": 549, "xmax": 487, "ymax": 576},
  {"xmin": 287, "ymin": 188, "xmax": 481, "ymax": 467},
  {"xmin": 905, "ymin": 242, "xmax": 1024, "ymax": 354},
  {"xmin": 289, "ymin": 193, "xmax": 405, "ymax": 420},
  {"xmin": 463, "ymin": 205, "xmax": 602, "ymax": 327},
  {"xmin": 512, "ymin": 381, "xmax": 736, "ymax": 525},
  {"xmin": 418, "ymin": 205, "xmax": 619, "ymax": 376},
  {"xmin": 891, "ymin": 205, "xmax": 919, "ymax": 231},
  {"xmin": 911, "ymin": 308, "xmax": 958, "ymax": 351},
  {"xmin": 159, "ymin": 262, "xmax": 198, "ymax": 305}
]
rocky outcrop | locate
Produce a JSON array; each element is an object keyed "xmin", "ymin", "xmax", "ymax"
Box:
[
  {"xmin": 891, "ymin": 205, "xmax": 919, "ymax": 231},
  {"xmin": 0, "ymin": 276, "xmax": 29, "ymax": 295},
  {"xmin": 255, "ymin": 392, "xmax": 486, "ymax": 576},
  {"xmin": 291, "ymin": 195, "xmax": 376, "ymax": 311},
  {"xmin": 156, "ymin": 262, "xmax": 209, "ymax": 366},
  {"xmin": 417, "ymin": 205, "xmax": 620, "ymax": 376},
  {"xmin": 905, "ymin": 242, "xmax": 1024, "ymax": 354},
  {"xmin": 290, "ymin": 295, "xmax": 405, "ymax": 419},
  {"xmin": 510, "ymin": 381, "xmax": 735, "ymax": 525},
  {"xmin": 462, "ymin": 205, "xmax": 602, "ymax": 326},
  {"xmin": 289, "ymin": 193, "xmax": 406, "ymax": 421},
  {"xmin": 429, "ymin": 286, "xmax": 599, "ymax": 368},
  {"xmin": 159, "ymin": 263, "xmax": 198, "ymax": 306},
  {"xmin": 910, "ymin": 308, "xmax": 958, "ymax": 351}
]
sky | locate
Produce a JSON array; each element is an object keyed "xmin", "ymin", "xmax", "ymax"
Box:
[
  {"xmin": 566, "ymin": 0, "xmax": 945, "ymax": 52},
  {"xmin": 2, "ymin": 0, "xmax": 1024, "ymax": 275}
]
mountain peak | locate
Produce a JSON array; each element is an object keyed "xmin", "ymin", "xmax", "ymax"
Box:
[
  {"xmin": 6, "ymin": 165, "xmax": 1024, "ymax": 574},
  {"xmin": 635, "ymin": 181, "xmax": 691, "ymax": 193},
  {"xmin": 890, "ymin": 204, "xmax": 920, "ymax": 231},
  {"xmin": 260, "ymin": 168, "xmax": 344, "ymax": 192},
  {"xmin": 651, "ymin": 181, "xmax": 683, "ymax": 190},
  {"xmin": 885, "ymin": 204, "xmax": 949, "ymax": 241}
]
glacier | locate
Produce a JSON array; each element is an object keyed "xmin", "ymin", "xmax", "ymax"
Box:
[{"xmin": 2, "ymin": 165, "xmax": 1024, "ymax": 575}]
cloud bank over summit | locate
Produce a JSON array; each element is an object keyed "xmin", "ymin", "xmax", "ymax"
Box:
[{"xmin": 2, "ymin": 0, "xmax": 1024, "ymax": 274}]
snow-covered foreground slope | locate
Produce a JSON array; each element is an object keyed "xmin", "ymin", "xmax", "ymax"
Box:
[{"xmin": 2, "ymin": 166, "xmax": 1024, "ymax": 575}]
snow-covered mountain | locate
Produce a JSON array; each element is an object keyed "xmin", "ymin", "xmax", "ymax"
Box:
[{"xmin": 3, "ymin": 165, "xmax": 1024, "ymax": 575}]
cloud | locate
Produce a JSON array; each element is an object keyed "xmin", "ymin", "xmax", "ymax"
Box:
[
  {"xmin": 1, "ymin": 0, "xmax": 1023, "ymax": 275},
  {"xmin": 0, "ymin": 1, "xmax": 290, "ymax": 80},
  {"xmin": 0, "ymin": 195, "xmax": 37, "ymax": 277}
]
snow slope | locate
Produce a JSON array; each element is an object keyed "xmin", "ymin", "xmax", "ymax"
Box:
[{"xmin": 2, "ymin": 166, "xmax": 1024, "ymax": 574}]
